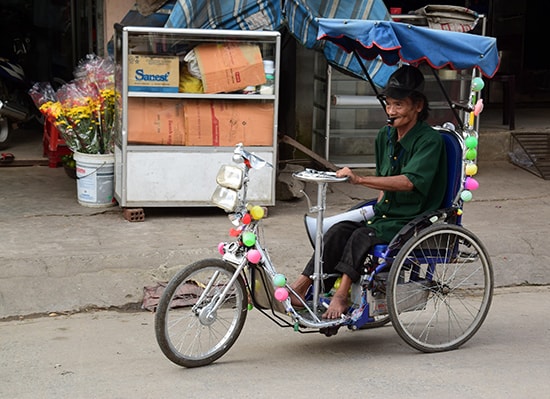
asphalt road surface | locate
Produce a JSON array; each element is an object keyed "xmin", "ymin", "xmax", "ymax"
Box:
[{"xmin": 1, "ymin": 286, "xmax": 549, "ymax": 399}]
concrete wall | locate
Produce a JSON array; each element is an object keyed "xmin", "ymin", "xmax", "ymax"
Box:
[
  {"xmin": 293, "ymin": 45, "xmax": 317, "ymax": 149},
  {"xmin": 103, "ymin": 0, "xmax": 135, "ymax": 54}
]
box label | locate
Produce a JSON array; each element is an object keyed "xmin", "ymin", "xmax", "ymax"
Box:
[{"xmin": 128, "ymin": 55, "xmax": 179, "ymax": 93}]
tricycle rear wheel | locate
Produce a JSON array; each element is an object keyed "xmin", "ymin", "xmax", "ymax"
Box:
[{"xmin": 387, "ymin": 224, "xmax": 493, "ymax": 352}]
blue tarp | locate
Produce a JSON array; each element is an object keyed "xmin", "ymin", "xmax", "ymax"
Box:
[
  {"xmin": 317, "ymin": 19, "xmax": 500, "ymax": 78},
  {"xmin": 123, "ymin": 1, "xmax": 498, "ymax": 86},
  {"xmin": 164, "ymin": 0, "xmax": 394, "ymax": 87},
  {"xmin": 165, "ymin": 0, "xmax": 282, "ymax": 31},
  {"xmin": 283, "ymin": 0, "xmax": 394, "ymax": 87}
]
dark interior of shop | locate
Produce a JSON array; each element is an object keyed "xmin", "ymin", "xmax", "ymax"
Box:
[
  {"xmin": 383, "ymin": 0, "xmax": 550, "ymax": 103},
  {"xmin": 0, "ymin": 0, "xmax": 99, "ymax": 84},
  {"xmin": 1, "ymin": 1, "xmax": 549, "ymax": 102},
  {"xmin": 1, "ymin": 0, "xmax": 548, "ymax": 164}
]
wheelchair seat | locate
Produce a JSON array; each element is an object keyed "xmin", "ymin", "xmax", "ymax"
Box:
[
  {"xmin": 438, "ymin": 127, "xmax": 464, "ymax": 209},
  {"xmin": 373, "ymin": 126, "xmax": 465, "ymax": 256}
]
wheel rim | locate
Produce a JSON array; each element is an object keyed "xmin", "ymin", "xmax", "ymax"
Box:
[
  {"xmin": 161, "ymin": 265, "xmax": 245, "ymax": 363},
  {"xmin": 387, "ymin": 225, "xmax": 493, "ymax": 352},
  {"xmin": 0, "ymin": 117, "xmax": 9, "ymax": 145}
]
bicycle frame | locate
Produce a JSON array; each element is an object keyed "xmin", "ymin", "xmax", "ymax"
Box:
[{"xmin": 212, "ymin": 143, "xmax": 408, "ymax": 336}]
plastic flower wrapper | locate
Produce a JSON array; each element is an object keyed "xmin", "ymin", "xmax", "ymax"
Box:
[
  {"xmin": 28, "ymin": 81, "xmax": 58, "ymax": 109},
  {"xmin": 56, "ymin": 81, "xmax": 101, "ymax": 153},
  {"xmin": 74, "ymin": 54, "xmax": 115, "ymax": 90},
  {"xmin": 28, "ymin": 54, "xmax": 117, "ymax": 154},
  {"xmin": 71, "ymin": 54, "xmax": 117, "ymax": 153},
  {"xmin": 28, "ymin": 81, "xmax": 78, "ymax": 149}
]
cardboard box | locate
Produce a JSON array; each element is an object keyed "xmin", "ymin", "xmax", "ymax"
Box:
[
  {"xmin": 184, "ymin": 100, "xmax": 274, "ymax": 146},
  {"xmin": 193, "ymin": 43, "xmax": 266, "ymax": 93},
  {"xmin": 128, "ymin": 54, "xmax": 179, "ymax": 93},
  {"xmin": 127, "ymin": 98, "xmax": 185, "ymax": 145}
]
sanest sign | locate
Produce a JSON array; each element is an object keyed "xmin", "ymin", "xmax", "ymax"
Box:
[{"xmin": 134, "ymin": 70, "xmax": 170, "ymax": 82}]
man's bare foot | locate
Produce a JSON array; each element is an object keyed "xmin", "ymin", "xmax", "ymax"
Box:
[
  {"xmin": 289, "ymin": 292, "xmax": 305, "ymax": 308},
  {"xmin": 289, "ymin": 275, "xmax": 312, "ymax": 308},
  {"xmin": 322, "ymin": 293, "xmax": 348, "ymax": 319}
]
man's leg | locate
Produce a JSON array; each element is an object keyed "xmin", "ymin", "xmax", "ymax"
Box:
[
  {"xmin": 289, "ymin": 221, "xmax": 362, "ymax": 305},
  {"xmin": 289, "ymin": 274, "xmax": 312, "ymax": 307},
  {"xmin": 323, "ymin": 226, "xmax": 385, "ymax": 319}
]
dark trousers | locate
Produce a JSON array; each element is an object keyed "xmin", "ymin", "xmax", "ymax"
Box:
[{"xmin": 301, "ymin": 221, "xmax": 386, "ymax": 287}]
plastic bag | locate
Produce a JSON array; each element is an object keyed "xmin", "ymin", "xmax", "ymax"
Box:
[{"xmin": 183, "ymin": 49, "xmax": 202, "ymax": 79}]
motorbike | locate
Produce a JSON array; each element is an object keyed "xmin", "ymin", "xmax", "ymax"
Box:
[
  {"xmin": 154, "ymin": 19, "xmax": 500, "ymax": 368},
  {"xmin": 0, "ymin": 37, "xmax": 42, "ymax": 150}
]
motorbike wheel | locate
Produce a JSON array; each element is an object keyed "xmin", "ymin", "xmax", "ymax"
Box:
[
  {"xmin": 155, "ymin": 258, "xmax": 248, "ymax": 368},
  {"xmin": 0, "ymin": 117, "xmax": 10, "ymax": 150}
]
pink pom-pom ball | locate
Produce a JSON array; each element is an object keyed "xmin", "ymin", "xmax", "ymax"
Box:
[
  {"xmin": 217, "ymin": 242, "xmax": 225, "ymax": 255},
  {"xmin": 464, "ymin": 177, "xmax": 479, "ymax": 191},
  {"xmin": 246, "ymin": 249, "xmax": 262, "ymax": 264},
  {"xmin": 473, "ymin": 99, "xmax": 484, "ymax": 116},
  {"xmin": 274, "ymin": 287, "xmax": 289, "ymax": 302}
]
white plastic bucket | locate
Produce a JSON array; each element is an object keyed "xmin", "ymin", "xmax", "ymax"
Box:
[{"xmin": 73, "ymin": 152, "xmax": 115, "ymax": 207}]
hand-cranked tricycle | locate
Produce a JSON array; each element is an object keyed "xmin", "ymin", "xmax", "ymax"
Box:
[{"xmin": 154, "ymin": 19, "xmax": 499, "ymax": 368}]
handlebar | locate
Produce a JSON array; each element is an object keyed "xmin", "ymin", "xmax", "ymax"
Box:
[
  {"xmin": 293, "ymin": 168, "xmax": 348, "ymax": 184},
  {"xmin": 233, "ymin": 143, "xmax": 272, "ymax": 170}
]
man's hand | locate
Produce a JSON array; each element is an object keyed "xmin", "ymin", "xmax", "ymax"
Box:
[
  {"xmin": 336, "ymin": 167, "xmax": 414, "ymax": 192},
  {"xmin": 336, "ymin": 167, "xmax": 358, "ymax": 184}
]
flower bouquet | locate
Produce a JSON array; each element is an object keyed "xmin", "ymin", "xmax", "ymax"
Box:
[{"xmin": 29, "ymin": 54, "xmax": 117, "ymax": 155}]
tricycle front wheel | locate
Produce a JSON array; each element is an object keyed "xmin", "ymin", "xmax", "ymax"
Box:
[{"xmin": 155, "ymin": 259, "xmax": 248, "ymax": 368}]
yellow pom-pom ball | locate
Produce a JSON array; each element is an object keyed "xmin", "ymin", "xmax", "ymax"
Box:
[
  {"xmin": 250, "ymin": 205, "xmax": 265, "ymax": 220},
  {"xmin": 465, "ymin": 163, "xmax": 478, "ymax": 176}
]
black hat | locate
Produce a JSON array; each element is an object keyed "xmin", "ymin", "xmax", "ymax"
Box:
[{"xmin": 381, "ymin": 65, "xmax": 425, "ymax": 99}]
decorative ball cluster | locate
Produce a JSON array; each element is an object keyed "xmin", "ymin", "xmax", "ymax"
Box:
[
  {"xmin": 462, "ymin": 133, "xmax": 480, "ymax": 202},
  {"xmin": 218, "ymin": 205, "xmax": 266, "ymax": 259},
  {"xmin": 461, "ymin": 76, "xmax": 485, "ymax": 203},
  {"xmin": 272, "ymin": 274, "xmax": 289, "ymax": 301}
]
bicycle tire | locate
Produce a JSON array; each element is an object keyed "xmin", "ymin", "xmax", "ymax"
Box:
[
  {"xmin": 387, "ymin": 224, "xmax": 493, "ymax": 352},
  {"xmin": 155, "ymin": 258, "xmax": 248, "ymax": 368}
]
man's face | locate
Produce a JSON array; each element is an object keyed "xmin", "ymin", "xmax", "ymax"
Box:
[{"xmin": 385, "ymin": 96, "xmax": 422, "ymax": 128}]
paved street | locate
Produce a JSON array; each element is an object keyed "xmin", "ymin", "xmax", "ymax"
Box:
[{"xmin": 1, "ymin": 286, "xmax": 549, "ymax": 398}]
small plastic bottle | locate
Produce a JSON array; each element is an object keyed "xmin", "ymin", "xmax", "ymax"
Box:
[{"xmin": 259, "ymin": 60, "xmax": 275, "ymax": 95}]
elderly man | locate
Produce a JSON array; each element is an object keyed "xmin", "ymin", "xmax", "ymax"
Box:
[{"xmin": 290, "ymin": 65, "xmax": 448, "ymax": 319}]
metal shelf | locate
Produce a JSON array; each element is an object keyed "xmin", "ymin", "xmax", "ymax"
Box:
[{"xmin": 114, "ymin": 26, "xmax": 281, "ymax": 207}]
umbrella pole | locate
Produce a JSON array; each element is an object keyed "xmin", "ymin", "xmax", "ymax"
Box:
[
  {"xmin": 351, "ymin": 50, "xmax": 388, "ymax": 113},
  {"xmin": 429, "ymin": 68, "xmax": 464, "ymax": 128}
]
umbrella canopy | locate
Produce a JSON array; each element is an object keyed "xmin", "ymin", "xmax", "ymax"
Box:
[{"xmin": 317, "ymin": 19, "xmax": 500, "ymax": 78}]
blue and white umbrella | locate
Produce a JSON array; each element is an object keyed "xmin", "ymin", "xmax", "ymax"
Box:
[{"xmin": 316, "ymin": 18, "xmax": 500, "ymax": 78}]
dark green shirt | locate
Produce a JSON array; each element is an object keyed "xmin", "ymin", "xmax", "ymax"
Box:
[{"xmin": 367, "ymin": 121, "xmax": 447, "ymax": 242}]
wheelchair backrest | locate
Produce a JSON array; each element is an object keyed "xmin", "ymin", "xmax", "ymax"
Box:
[{"xmin": 436, "ymin": 127, "xmax": 464, "ymax": 208}]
